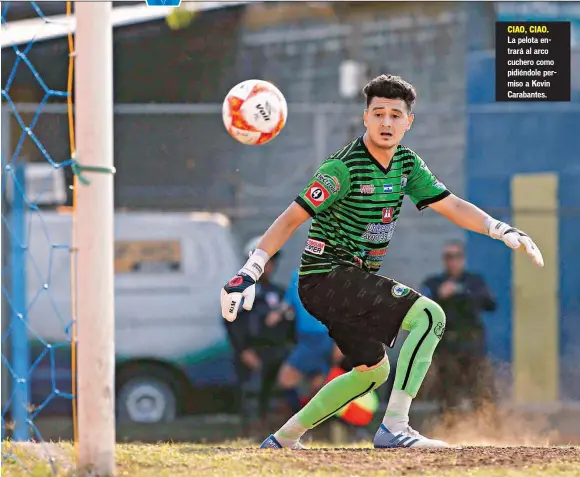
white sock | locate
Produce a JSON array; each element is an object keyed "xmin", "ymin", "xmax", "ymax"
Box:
[
  {"xmin": 273, "ymin": 415, "xmax": 307, "ymax": 447},
  {"xmin": 382, "ymin": 390, "xmax": 412, "ymax": 429}
]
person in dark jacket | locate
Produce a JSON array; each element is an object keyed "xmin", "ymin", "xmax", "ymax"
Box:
[
  {"xmin": 224, "ymin": 236, "xmax": 295, "ymax": 438},
  {"xmin": 421, "ymin": 240, "xmax": 497, "ymax": 414}
]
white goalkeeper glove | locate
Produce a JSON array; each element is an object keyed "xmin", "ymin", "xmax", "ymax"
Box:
[
  {"xmin": 220, "ymin": 249, "xmax": 269, "ymax": 322},
  {"xmin": 486, "ymin": 217, "xmax": 544, "ymax": 267}
]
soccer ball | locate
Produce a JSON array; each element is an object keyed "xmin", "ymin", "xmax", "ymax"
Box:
[{"xmin": 222, "ymin": 79, "xmax": 288, "ymax": 145}]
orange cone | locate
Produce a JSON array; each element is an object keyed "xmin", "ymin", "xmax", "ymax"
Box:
[{"xmin": 326, "ymin": 366, "xmax": 380, "ymax": 427}]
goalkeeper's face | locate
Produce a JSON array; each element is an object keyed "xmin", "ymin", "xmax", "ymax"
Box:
[{"xmin": 363, "ymin": 98, "xmax": 414, "ymax": 150}]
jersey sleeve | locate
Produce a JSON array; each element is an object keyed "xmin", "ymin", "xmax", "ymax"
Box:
[
  {"xmin": 295, "ymin": 159, "xmax": 350, "ymax": 216},
  {"xmin": 404, "ymin": 155, "xmax": 451, "ymax": 210}
]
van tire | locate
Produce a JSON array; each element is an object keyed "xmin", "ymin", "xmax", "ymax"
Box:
[{"xmin": 117, "ymin": 367, "xmax": 180, "ymax": 424}]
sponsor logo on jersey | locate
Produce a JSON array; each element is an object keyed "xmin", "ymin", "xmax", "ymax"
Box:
[
  {"xmin": 383, "ymin": 183, "xmax": 393, "ymax": 193},
  {"xmin": 366, "ymin": 248, "xmax": 387, "ymax": 267},
  {"xmin": 360, "ymin": 184, "xmax": 375, "ymax": 194},
  {"xmin": 382, "ymin": 207, "xmax": 394, "ymax": 223},
  {"xmin": 361, "ymin": 221, "xmax": 397, "ymax": 243},
  {"xmin": 305, "ymin": 181, "xmax": 330, "ymax": 207},
  {"xmin": 315, "ymin": 173, "xmax": 340, "ymax": 194},
  {"xmin": 433, "ymin": 180, "xmax": 445, "ymax": 190},
  {"xmin": 392, "ymin": 283, "xmax": 410, "ymax": 298},
  {"xmin": 401, "ymin": 175, "xmax": 408, "ymax": 188},
  {"xmin": 369, "ymin": 248, "xmax": 387, "ymax": 258},
  {"xmin": 305, "ymin": 238, "xmax": 325, "ymax": 255}
]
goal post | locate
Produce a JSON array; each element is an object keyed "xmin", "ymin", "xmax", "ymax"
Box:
[
  {"xmin": 3, "ymin": 1, "xmax": 245, "ymax": 473},
  {"xmin": 74, "ymin": 2, "xmax": 116, "ymax": 474}
]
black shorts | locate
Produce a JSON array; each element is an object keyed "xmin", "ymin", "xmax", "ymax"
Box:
[{"xmin": 298, "ymin": 265, "xmax": 421, "ymax": 365}]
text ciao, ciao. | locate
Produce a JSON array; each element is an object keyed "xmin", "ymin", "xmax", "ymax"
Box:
[{"xmin": 507, "ymin": 25, "xmax": 550, "ymax": 34}]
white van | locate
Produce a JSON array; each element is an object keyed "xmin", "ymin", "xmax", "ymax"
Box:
[{"xmin": 24, "ymin": 210, "xmax": 241, "ymax": 423}]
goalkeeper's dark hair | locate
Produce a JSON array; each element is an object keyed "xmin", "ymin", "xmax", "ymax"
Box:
[{"xmin": 362, "ymin": 74, "xmax": 417, "ymax": 113}]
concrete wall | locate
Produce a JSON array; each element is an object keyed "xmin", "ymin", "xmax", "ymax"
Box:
[{"xmin": 232, "ymin": 2, "xmax": 471, "ymax": 289}]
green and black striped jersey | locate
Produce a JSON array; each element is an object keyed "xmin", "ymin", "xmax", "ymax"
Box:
[{"xmin": 295, "ymin": 136, "xmax": 450, "ymax": 276}]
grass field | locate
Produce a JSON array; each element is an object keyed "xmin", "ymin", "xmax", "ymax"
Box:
[
  {"xmin": 2, "ymin": 441, "xmax": 580, "ymax": 477},
  {"xmin": 4, "ymin": 405, "xmax": 580, "ymax": 476}
]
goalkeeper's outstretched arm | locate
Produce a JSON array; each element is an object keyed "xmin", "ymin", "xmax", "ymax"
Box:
[
  {"xmin": 429, "ymin": 194, "xmax": 544, "ymax": 267},
  {"xmin": 254, "ymin": 202, "xmax": 311, "ymax": 259},
  {"xmin": 220, "ymin": 202, "xmax": 310, "ymax": 322}
]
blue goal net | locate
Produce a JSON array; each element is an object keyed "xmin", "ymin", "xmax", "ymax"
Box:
[{"xmin": 2, "ymin": 1, "xmax": 77, "ymax": 473}]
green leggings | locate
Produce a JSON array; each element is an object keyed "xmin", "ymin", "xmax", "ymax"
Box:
[
  {"xmin": 393, "ymin": 296, "xmax": 446, "ymax": 397},
  {"xmin": 283, "ymin": 296, "xmax": 445, "ymax": 432}
]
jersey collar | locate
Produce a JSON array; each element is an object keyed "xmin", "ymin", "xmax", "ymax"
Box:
[{"xmin": 359, "ymin": 135, "xmax": 396, "ymax": 175}]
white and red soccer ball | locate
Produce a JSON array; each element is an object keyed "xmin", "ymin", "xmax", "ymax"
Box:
[{"xmin": 222, "ymin": 79, "xmax": 288, "ymax": 146}]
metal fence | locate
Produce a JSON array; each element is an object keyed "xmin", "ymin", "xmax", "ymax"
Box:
[{"xmin": 2, "ymin": 101, "xmax": 467, "ymax": 212}]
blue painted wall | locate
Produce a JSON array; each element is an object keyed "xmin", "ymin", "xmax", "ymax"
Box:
[{"xmin": 465, "ymin": 7, "xmax": 580, "ymax": 401}]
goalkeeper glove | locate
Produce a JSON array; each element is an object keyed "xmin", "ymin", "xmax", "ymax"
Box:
[
  {"xmin": 486, "ymin": 218, "xmax": 544, "ymax": 267},
  {"xmin": 221, "ymin": 249, "xmax": 269, "ymax": 322}
]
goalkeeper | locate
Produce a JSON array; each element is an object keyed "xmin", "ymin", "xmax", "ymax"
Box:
[{"xmin": 221, "ymin": 74, "xmax": 544, "ymax": 449}]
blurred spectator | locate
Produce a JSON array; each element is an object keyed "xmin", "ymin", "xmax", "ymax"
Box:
[
  {"xmin": 223, "ymin": 237, "xmax": 295, "ymax": 438},
  {"xmin": 276, "ymin": 268, "xmax": 335, "ymax": 416},
  {"xmin": 421, "ymin": 240, "xmax": 498, "ymax": 414}
]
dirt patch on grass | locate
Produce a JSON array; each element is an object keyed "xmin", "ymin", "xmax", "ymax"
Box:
[
  {"xmin": 3, "ymin": 442, "xmax": 580, "ymax": 477},
  {"xmin": 250, "ymin": 446, "xmax": 580, "ymax": 473},
  {"xmin": 423, "ymin": 403, "xmax": 565, "ymax": 447}
]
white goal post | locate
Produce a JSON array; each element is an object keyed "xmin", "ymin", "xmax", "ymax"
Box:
[
  {"xmin": 1, "ymin": 1, "xmax": 246, "ymax": 475},
  {"xmin": 74, "ymin": 3, "xmax": 116, "ymax": 475}
]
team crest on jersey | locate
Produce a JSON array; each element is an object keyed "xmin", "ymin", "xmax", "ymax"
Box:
[
  {"xmin": 360, "ymin": 184, "xmax": 375, "ymax": 195},
  {"xmin": 401, "ymin": 175, "xmax": 408, "ymax": 188},
  {"xmin": 392, "ymin": 283, "xmax": 410, "ymax": 298},
  {"xmin": 305, "ymin": 238, "xmax": 325, "ymax": 255},
  {"xmin": 305, "ymin": 181, "xmax": 330, "ymax": 207},
  {"xmin": 382, "ymin": 207, "xmax": 394, "ymax": 223}
]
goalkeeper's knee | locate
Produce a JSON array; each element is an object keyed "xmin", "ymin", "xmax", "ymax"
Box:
[
  {"xmin": 404, "ymin": 296, "xmax": 446, "ymax": 339},
  {"xmin": 395, "ymin": 297, "xmax": 446, "ymax": 397},
  {"xmin": 352, "ymin": 353, "xmax": 391, "ymax": 392}
]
